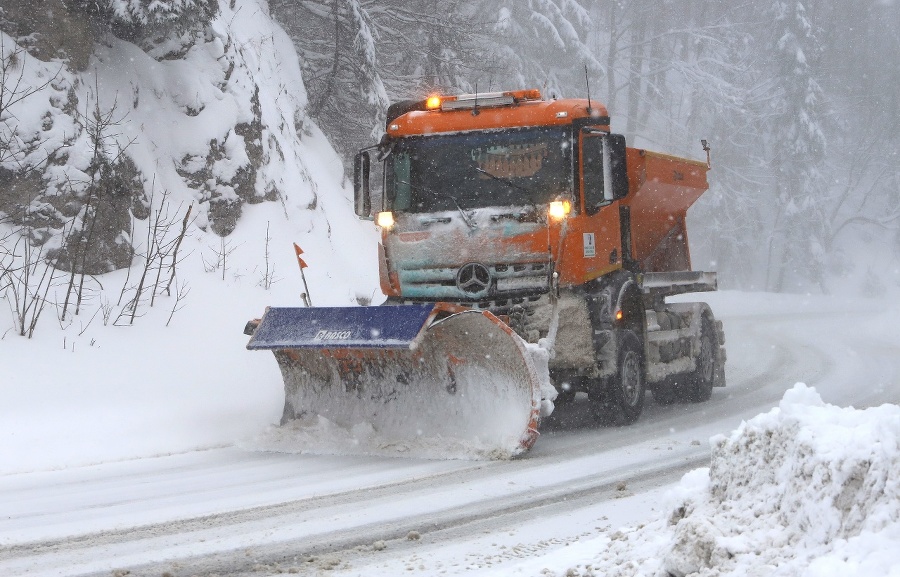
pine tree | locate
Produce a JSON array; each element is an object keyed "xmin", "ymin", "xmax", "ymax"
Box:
[
  {"xmin": 765, "ymin": 0, "xmax": 828, "ymax": 292},
  {"xmin": 65, "ymin": 0, "xmax": 219, "ymax": 38},
  {"xmin": 272, "ymin": 0, "xmax": 388, "ymax": 159},
  {"xmin": 373, "ymin": 0, "xmax": 479, "ymax": 96},
  {"xmin": 472, "ymin": 0, "xmax": 601, "ymax": 97},
  {"xmin": 677, "ymin": 2, "xmax": 770, "ymax": 289}
]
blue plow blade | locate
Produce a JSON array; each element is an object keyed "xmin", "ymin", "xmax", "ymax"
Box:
[
  {"xmin": 245, "ymin": 304, "xmax": 436, "ymax": 350},
  {"xmin": 244, "ymin": 303, "xmax": 546, "ymax": 458}
]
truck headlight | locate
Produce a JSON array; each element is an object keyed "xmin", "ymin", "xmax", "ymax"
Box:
[
  {"xmin": 548, "ymin": 200, "xmax": 572, "ymax": 220},
  {"xmin": 377, "ymin": 211, "xmax": 395, "ymax": 229}
]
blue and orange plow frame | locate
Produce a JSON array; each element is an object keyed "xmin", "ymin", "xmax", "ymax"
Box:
[{"xmin": 245, "ymin": 303, "xmax": 544, "ymax": 459}]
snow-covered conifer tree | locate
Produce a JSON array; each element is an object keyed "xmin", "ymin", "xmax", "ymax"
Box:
[
  {"xmin": 472, "ymin": 0, "xmax": 600, "ymax": 98},
  {"xmin": 373, "ymin": 0, "xmax": 479, "ymax": 96},
  {"xmin": 66, "ymin": 0, "xmax": 219, "ymax": 37},
  {"xmin": 765, "ymin": 0, "xmax": 828, "ymax": 292},
  {"xmin": 271, "ymin": 0, "xmax": 388, "ymax": 160}
]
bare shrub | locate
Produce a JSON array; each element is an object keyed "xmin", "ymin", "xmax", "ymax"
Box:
[{"xmin": 115, "ymin": 188, "xmax": 193, "ymax": 326}]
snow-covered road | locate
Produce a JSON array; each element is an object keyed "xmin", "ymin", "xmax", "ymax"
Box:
[{"xmin": 2, "ymin": 292, "xmax": 899, "ymax": 576}]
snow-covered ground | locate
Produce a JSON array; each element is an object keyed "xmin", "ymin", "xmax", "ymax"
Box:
[{"xmin": 2, "ymin": 287, "xmax": 899, "ymax": 576}]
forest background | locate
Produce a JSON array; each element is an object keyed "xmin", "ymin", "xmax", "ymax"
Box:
[
  {"xmin": 273, "ymin": 0, "xmax": 900, "ymax": 294},
  {"xmin": 1, "ymin": 0, "xmax": 899, "ymax": 308}
]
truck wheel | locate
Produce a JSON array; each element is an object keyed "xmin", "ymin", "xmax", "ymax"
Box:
[
  {"xmin": 554, "ymin": 387, "xmax": 577, "ymax": 405},
  {"xmin": 685, "ymin": 314, "xmax": 716, "ymax": 402},
  {"xmin": 592, "ymin": 330, "xmax": 646, "ymax": 425}
]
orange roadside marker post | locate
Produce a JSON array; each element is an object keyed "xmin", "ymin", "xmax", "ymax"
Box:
[{"xmin": 293, "ymin": 243, "xmax": 312, "ymax": 307}]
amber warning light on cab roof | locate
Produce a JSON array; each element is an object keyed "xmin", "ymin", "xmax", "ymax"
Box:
[{"xmin": 424, "ymin": 89, "xmax": 543, "ymax": 112}]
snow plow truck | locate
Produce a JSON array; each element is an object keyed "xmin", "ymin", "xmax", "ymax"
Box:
[{"xmin": 245, "ymin": 89, "xmax": 726, "ymax": 459}]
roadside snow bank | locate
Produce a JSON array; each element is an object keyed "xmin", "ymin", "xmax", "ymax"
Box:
[
  {"xmin": 663, "ymin": 383, "xmax": 900, "ymax": 576},
  {"xmin": 562, "ymin": 384, "xmax": 900, "ymax": 577}
]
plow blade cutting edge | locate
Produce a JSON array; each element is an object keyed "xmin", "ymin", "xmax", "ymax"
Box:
[{"xmin": 246, "ymin": 304, "xmax": 544, "ymax": 459}]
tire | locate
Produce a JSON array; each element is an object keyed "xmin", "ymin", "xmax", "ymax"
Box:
[
  {"xmin": 592, "ymin": 330, "xmax": 646, "ymax": 425},
  {"xmin": 684, "ymin": 314, "xmax": 716, "ymax": 403},
  {"xmin": 554, "ymin": 387, "xmax": 577, "ymax": 405}
]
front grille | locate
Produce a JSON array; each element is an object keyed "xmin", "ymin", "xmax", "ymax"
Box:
[
  {"xmin": 392, "ymin": 293, "xmax": 553, "ymax": 344},
  {"xmin": 394, "ymin": 293, "xmax": 549, "ymax": 317},
  {"xmin": 459, "ymin": 293, "xmax": 546, "ymax": 312},
  {"xmin": 398, "ymin": 261, "xmax": 550, "ymax": 300}
]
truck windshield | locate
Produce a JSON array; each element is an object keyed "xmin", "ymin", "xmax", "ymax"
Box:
[{"xmin": 385, "ymin": 126, "xmax": 572, "ymax": 212}]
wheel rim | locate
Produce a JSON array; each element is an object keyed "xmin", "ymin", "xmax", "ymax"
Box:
[{"xmin": 621, "ymin": 350, "xmax": 642, "ymax": 407}]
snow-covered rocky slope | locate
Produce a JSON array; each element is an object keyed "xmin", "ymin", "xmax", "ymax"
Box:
[
  {"xmin": 1, "ymin": 0, "xmax": 377, "ymax": 279},
  {"xmin": 1, "ymin": 0, "xmax": 378, "ymax": 472}
]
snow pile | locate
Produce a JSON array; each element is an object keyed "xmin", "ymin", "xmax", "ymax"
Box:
[
  {"xmin": 249, "ymin": 415, "xmax": 524, "ymax": 461},
  {"xmin": 663, "ymin": 383, "xmax": 900, "ymax": 576},
  {"xmin": 525, "ymin": 339, "xmax": 557, "ymax": 418},
  {"xmin": 563, "ymin": 384, "xmax": 900, "ymax": 577}
]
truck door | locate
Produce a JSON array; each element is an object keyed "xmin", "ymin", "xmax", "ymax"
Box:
[{"xmin": 577, "ymin": 132, "xmax": 624, "ymax": 283}]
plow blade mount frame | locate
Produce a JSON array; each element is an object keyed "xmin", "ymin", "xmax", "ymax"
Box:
[
  {"xmin": 246, "ymin": 303, "xmax": 544, "ymax": 459},
  {"xmin": 246, "ymin": 304, "xmax": 438, "ymax": 350}
]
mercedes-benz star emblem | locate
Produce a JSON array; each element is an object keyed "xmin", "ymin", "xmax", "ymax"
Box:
[{"xmin": 456, "ymin": 262, "xmax": 491, "ymax": 295}]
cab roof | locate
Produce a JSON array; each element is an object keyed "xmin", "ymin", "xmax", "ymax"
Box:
[{"xmin": 385, "ymin": 90, "xmax": 610, "ymax": 137}]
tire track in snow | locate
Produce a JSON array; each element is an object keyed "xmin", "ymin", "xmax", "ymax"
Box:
[{"xmin": 72, "ymin": 453, "xmax": 712, "ymax": 577}]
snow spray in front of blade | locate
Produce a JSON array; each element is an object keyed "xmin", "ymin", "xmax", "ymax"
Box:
[{"xmin": 250, "ymin": 310, "xmax": 545, "ymax": 460}]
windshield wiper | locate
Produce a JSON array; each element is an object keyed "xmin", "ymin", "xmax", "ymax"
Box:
[
  {"xmin": 474, "ymin": 167, "xmax": 542, "ymax": 213},
  {"xmin": 475, "ymin": 167, "xmax": 532, "ymax": 195},
  {"xmin": 397, "ymin": 180, "xmax": 477, "ymax": 229}
]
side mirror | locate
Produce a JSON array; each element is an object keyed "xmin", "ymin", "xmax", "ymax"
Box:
[
  {"xmin": 606, "ymin": 134, "xmax": 629, "ymax": 200},
  {"xmin": 353, "ymin": 151, "xmax": 371, "ymax": 218}
]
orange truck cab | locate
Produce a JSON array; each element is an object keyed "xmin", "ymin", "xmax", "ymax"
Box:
[{"xmin": 354, "ymin": 89, "xmax": 725, "ymax": 423}]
